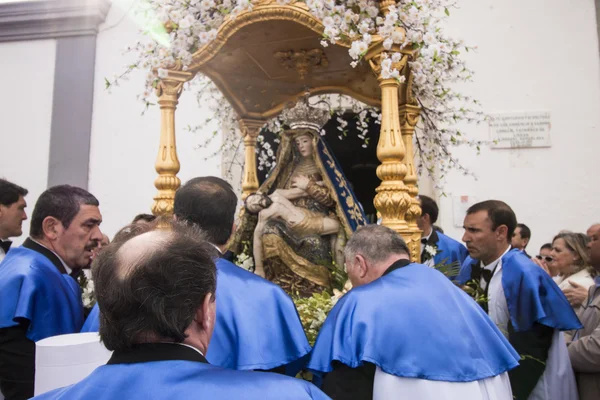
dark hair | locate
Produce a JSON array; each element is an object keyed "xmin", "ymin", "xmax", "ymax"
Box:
[
  {"xmin": 92, "ymin": 220, "xmax": 217, "ymax": 351},
  {"xmin": 419, "ymin": 195, "xmax": 439, "ymax": 224},
  {"xmin": 433, "ymin": 225, "xmax": 444, "ymax": 234},
  {"xmin": 0, "ymin": 178, "xmax": 28, "ymax": 206},
  {"xmin": 132, "ymin": 213, "xmax": 156, "ymax": 224},
  {"xmin": 30, "ymin": 185, "xmax": 99, "ymax": 238},
  {"xmin": 244, "ymin": 192, "xmax": 272, "ymax": 215},
  {"xmin": 344, "ymin": 224, "xmax": 410, "ymax": 264},
  {"xmin": 466, "ymin": 200, "xmax": 517, "ymax": 242},
  {"xmin": 540, "ymin": 243, "xmax": 552, "ymax": 251},
  {"xmin": 517, "ymin": 223, "xmax": 531, "ymax": 240},
  {"xmin": 173, "ymin": 177, "xmax": 237, "ymax": 246}
]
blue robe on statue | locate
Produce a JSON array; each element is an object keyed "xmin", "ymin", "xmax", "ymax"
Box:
[
  {"xmin": 33, "ymin": 343, "xmax": 329, "ymax": 400},
  {"xmin": 81, "ymin": 258, "xmax": 311, "ymax": 375},
  {"xmin": 0, "ymin": 247, "xmax": 84, "ymax": 341},
  {"xmin": 456, "ymin": 249, "xmax": 582, "ymax": 332},
  {"xmin": 308, "ymin": 261, "xmax": 519, "ymax": 381}
]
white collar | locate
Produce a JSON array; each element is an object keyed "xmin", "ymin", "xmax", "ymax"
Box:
[
  {"xmin": 481, "ymin": 245, "xmax": 512, "ymax": 271},
  {"xmin": 422, "ymin": 227, "xmax": 433, "ymax": 242},
  {"xmin": 173, "ymin": 342, "xmax": 205, "ymax": 357},
  {"xmin": 210, "ymin": 243, "xmax": 223, "ymax": 255},
  {"xmin": 30, "ymin": 238, "xmax": 72, "ymax": 275}
]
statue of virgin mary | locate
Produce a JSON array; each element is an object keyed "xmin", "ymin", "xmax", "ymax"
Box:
[{"xmin": 232, "ymin": 97, "xmax": 366, "ymax": 297}]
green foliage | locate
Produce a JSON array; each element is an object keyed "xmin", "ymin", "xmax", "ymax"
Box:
[{"xmin": 293, "ymin": 291, "xmax": 337, "ymax": 346}]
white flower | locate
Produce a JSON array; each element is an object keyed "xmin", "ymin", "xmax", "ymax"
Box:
[
  {"xmin": 383, "ymin": 38, "xmax": 393, "ymax": 50},
  {"xmin": 425, "ymin": 245, "xmax": 437, "ymax": 257}
]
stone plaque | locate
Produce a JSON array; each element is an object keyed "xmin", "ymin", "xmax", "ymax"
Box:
[{"xmin": 489, "ymin": 111, "xmax": 551, "ymax": 149}]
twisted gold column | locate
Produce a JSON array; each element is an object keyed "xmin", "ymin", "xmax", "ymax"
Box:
[
  {"xmin": 239, "ymin": 118, "xmax": 265, "ymax": 200},
  {"xmin": 152, "ymin": 79, "xmax": 184, "ymax": 216}
]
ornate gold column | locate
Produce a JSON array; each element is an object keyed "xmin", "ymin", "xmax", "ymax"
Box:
[
  {"xmin": 239, "ymin": 118, "xmax": 265, "ymax": 200},
  {"xmin": 151, "ymin": 72, "xmax": 192, "ymax": 216},
  {"xmin": 400, "ymin": 103, "xmax": 423, "ymax": 260},
  {"xmin": 366, "ymin": 49, "xmax": 413, "ymax": 250},
  {"xmin": 365, "ymin": 2, "xmax": 422, "ymax": 260}
]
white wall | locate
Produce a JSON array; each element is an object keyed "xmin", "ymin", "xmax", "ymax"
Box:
[
  {"xmin": 0, "ymin": 39, "xmax": 56, "ymax": 244},
  {"xmin": 89, "ymin": 0, "xmax": 222, "ymax": 238},
  {"xmin": 434, "ymin": 0, "xmax": 600, "ymax": 252}
]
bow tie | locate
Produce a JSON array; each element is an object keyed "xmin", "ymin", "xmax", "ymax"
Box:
[
  {"xmin": 472, "ymin": 265, "xmax": 493, "ymax": 285},
  {"xmin": 421, "ymin": 238, "xmax": 428, "ymax": 245},
  {"xmin": 0, "ymin": 240, "xmax": 12, "ymax": 254}
]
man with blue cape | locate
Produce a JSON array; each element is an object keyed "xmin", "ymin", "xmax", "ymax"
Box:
[
  {"xmin": 0, "ymin": 185, "xmax": 103, "ymax": 400},
  {"xmin": 34, "ymin": 220, "xmax": 328, "ymax": 399},
  {"xmin": 308, "ymin": 224, "xmax": 520, "ymax": 400},
  {"xmin": 456, "ymin": 200, "xmax": 581, "ymax": 400},
  {"xmin": 83, "ymin": 176, "xmax": 311, "ymax": 376},
  {"xmin": 417, "ymin": 195, "xmax": 467, "ymax": 272}
]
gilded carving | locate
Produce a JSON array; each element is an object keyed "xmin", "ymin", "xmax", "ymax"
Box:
[
  {"xmin": 239, "ymin": 118, "xmax": 265, "ymax": 200},
  {"xmin": 274, "ymin": 48, "xmax": 329, "ymax": 79},
  {"xmin": 152, "ymin": 78, "xmax": 191, "ymax": 216}
]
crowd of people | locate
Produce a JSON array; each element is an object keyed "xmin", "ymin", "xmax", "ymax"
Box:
[{"xmin": 0, "ymin": 176, "xmax": 598, "ymax": 400}]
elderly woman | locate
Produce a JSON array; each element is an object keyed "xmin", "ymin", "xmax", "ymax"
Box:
[{"xmin": 551, "ymin": 232, "xmax": 596, "ymax": 310}]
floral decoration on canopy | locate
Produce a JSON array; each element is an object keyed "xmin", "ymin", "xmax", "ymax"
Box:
[{"xmin": 108, "ymin": 0, "xmax": 486, "ymax": 184}]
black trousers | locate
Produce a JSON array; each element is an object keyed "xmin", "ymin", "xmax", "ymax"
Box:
[{"xmin": 0, "ymin": 324, "xmax": 35, "ymax": 400}]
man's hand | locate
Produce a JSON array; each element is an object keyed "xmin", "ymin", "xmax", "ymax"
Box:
[
  {"xmin": 563, "ymin": 280, "xmax": 588, "ymax": 308},
  {"xmin": 291, "ymin": 176, "xmax": 310, "ymax": 190},
  {"xmin": 531, "ymin": 256, "xmax": 550, "ymax": 275}
]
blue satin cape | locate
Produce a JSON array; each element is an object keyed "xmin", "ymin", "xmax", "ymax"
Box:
[
  {"xmin": 33, "ymin": 359, "xmax": 329, "ymax": 400},
  {"xmin": 206, "ymin": 258, "xmax": 311, "ymax": 374},
  {"xmin": 307, "ymin": 263, "xmax": 520, "ymax": 382},
  {"xmin": 81, "ymin": 258, "xmax": 312, "ymax": 373},
  {"xmin": 81, "ymin": 303, "xmax": 99, "ymax": 332},
  {"xmin": 434, "ymin": 232, "xmax": 468, "ymax": 266},
  {"xmin": 0, "ymin": 247, "xmax": 84, "ymax": 341},
  {"xmin": 456, "ymin": 249, "xmax": 582, "ymax": 332}
]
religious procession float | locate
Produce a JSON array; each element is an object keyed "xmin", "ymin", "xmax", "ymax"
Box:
[{"xmin": 105, "ymin": 0, "xmax": 484, "ymax": 342}]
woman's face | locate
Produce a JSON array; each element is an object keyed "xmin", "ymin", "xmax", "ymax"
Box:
[
  {"xmin": 550, "ymin": 238, "xmax": 578, "ymax": 274},
  {"xmin": 294, "ymin": 134, "xmax": 313, "ymax": 158}
]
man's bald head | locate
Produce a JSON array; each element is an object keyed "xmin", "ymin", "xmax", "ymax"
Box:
[
  {"xmin": 587, "ymin": 223, "xmax": 600, "ymax": 238},
  {"xmin": 92, "ymin": 220, "xmax": 218, "ymax": 352}
]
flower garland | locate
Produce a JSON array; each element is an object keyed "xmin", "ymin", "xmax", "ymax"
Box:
[{"xmin": 107, "ymin": 0, "xmax": 486, "ymax": 184}]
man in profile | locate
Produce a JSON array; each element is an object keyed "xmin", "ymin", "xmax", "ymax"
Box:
[
  {"xmin": 511, "ymin": 223, "xmax": 532, "ymax": 258},
  {"xmin": 34, "ymin": 221, "xmax": 327, "ymax": 399},
  {"xmin": 0, "ymin": 178, "xmax": 28, "ymax": 262},
  {"xmin": 0, "ymin": 185, "xmax": 102, "ymax": 399},
  {"xmin": 308, "ymin": 225, "xmax": 519, "ymax": 400},
  {"xmin": 458, "ymin": 200, "xmax": 581, "ymax": 400},
  {"xmin": 417, "ymin": 195, "xmax": 467, "ymax": 269}
]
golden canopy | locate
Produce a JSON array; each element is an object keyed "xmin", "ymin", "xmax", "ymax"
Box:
[{"xmin": 150, "ymin": 0, "xmax": 423, "ymax": 260}]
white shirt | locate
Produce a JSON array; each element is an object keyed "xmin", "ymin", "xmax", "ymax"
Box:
[
  {"xmin": 420, "ymin": 228, "xmax": 433, "ymax": 256},
  {"xmin": 30, "ymin": 238, "xmax": 72, "ymax": 275},
  {"xmin": 481, "ymin": 246, "xmax": 511, "ymax": 336}
]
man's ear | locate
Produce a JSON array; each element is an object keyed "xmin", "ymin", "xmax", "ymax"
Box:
[
  {"xmin": 496, "ymin": 225, "xmax": 508, "ymax": 242},
  {"xmin": 355, "ymin": 254, "xmax": 369, "ymax": 279},
  {"xmin": 42, "ymin": 216, "xmax": 62, "ymax": 240},
  {"xmin": 199, "ymin": 292, "xmax": 215, "ymax": 330}
]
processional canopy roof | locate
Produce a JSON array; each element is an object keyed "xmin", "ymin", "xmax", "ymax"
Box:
[{"xmin": 186, "ymin": 2, "xmax": 382, "ymax": 121}]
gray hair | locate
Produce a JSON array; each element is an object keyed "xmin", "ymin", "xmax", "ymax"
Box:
[{"xmin": 344, "ymin": 224, "xmax": 410, "ymax": 264}]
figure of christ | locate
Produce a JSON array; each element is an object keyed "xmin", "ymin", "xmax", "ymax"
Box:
[{"xmin": 245, "ymin": 189, "xmax": 341, "ymax": 278}]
